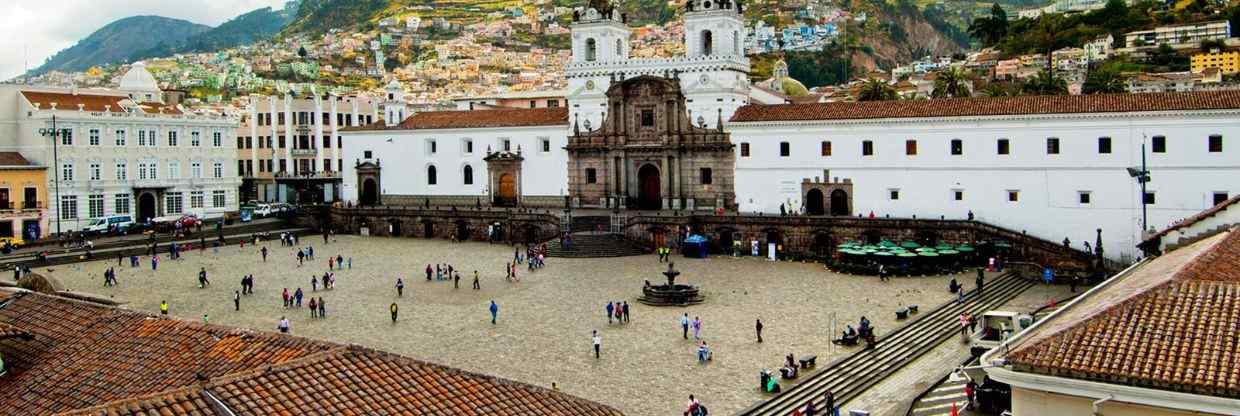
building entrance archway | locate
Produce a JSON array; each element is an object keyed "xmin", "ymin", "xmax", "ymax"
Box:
[
  {"xmin": 637, "ymin": 164, "xmax": 661, "ymax": 210},
  {"xmin": 806, "ymin": 189, "xmax": 825, "ymax": 215},
  {"xmin": 497, "ymin": 173, "xmax": 517, "ymax": 206},
  {"xmin": 830, "ymin": 189, "xmax": 850, "ymax": 216},
  {"xmin": 360, "ymin": 179, "xmax": 378, "ymax": 206},
  {"xmin": 138, "ymin": 193, "xmax": 157, "ymax": 223}
]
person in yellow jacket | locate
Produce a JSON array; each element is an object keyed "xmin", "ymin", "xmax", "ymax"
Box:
[{"xmin": 159, "ymin": 300, "xmax": 169, "ymax": 319}]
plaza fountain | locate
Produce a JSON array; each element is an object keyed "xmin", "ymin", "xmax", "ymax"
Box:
[{"xmin": 638, "ymin": 263, "xmax": 704, "ymax": 306}]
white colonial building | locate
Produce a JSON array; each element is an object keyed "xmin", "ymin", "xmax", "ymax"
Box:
[
  {"xmin": 728, "ymin": 92, "xmax": 1240, "ymax": 262},
  {"xmin": 0, "ymin": 62, "xmax": 241, "ymax": 233}
]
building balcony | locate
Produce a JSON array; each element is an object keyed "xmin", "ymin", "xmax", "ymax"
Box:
[
  {"xmin": 275, "ymin": 171, "xmax": 341, "ymax": 181},
  {"xmin": 21, "ymin": 201, "xmax": 44, "ymax": 210},
  {"xmin": 290, "ymin": 149, "xmax": 318, "ymax": 157}
]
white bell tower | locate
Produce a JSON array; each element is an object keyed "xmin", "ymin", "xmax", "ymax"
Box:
[
  {"xmin": 684, "ymin": 0, "xmax": 745, "ymax": 58},
  {"xmin": 382, "ymin": 80, "xmax": 407, "ymax": 127},
  {"xmin": 570, "ymin": 0, "xmax": 631, "ymax": 64}
]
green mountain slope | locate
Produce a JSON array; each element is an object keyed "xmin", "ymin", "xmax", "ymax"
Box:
[
  {"xmin": 132, "ymin": 7, "xmax": 297, "ymax": 61},
  {"xmin": 29, "ymin": 16, "xmax": 210, "ymax": 75}
]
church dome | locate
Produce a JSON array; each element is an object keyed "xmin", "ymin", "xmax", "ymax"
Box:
[
  {"xmin": 780, "ymin": 78, "xmax": 810, "ymax": 97},
  {"xmin": 118, "ymin": 62, "xmax": 160, "ymax": 93}
]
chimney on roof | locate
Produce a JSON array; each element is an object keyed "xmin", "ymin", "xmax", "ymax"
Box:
[
  {"xmin": 104, "ymin": 105, "xmax": 111, "ymax": 112},
  {"xmin": 49, "ymin": 103, "xmax": 58, "ymax": 110},
  {"xmin": 77, "ymin": 104, "xmax": 84, "ymax": 112}
]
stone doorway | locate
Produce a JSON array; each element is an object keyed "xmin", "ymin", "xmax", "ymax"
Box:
[
  {"xmin": 497, "ymin": 173, "xmax": 517, "ymax": 206},
  {"xmin": 830, "ymin": 189, "xmax": 850, "ymax": 216},
  {"xmin": 360, "ymin": 179, "xmax": 378, "ymax": 206},
  {"xmin": 638, "ymin": 164, "xmax": 661, "ymax": 210},
  {"xmin": 138, "ymin": 192, "xmax": 158, "ymax": 223},
  {"xmin": 806, "ymin": 189, "xmax": 825, "ymax": 215}
]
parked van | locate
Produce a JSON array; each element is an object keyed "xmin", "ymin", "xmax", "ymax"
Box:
[{"xmin": 85, "ymin": 215, "xmax": 135, "ymax": 235}]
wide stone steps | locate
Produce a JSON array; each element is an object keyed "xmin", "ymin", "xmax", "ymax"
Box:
[
  {"xmin": 736, "ymin": 272, "xmax": 1034, "ymax": 416},
  {"xmin": 545, "ymin": 233, "xmax": 646, "ymax": 258}
]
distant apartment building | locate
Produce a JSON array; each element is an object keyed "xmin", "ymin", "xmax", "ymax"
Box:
[
  {"xmin": 1083, "ymin": 34, "xmax": 1114, "ymax": 63},
  {"xmin": 0, "ymin": 152, "xmax": 48, "ymax": 241},
  {"xmin": 1124, "ymin": 21, "xmax": 1231, "ymax": 47},
  {"xmin": 237, "ymin": 93, "xmax": 378, "ymax": 203},
  {"xmin": 1128, "ymin": 70, "xmax": 1222, "ymax": 93},
  {"xmin": 452, "ymin": 90, "xmax": 568, "ymax": 111},
  {"xmin": 1191, "ymin": 49, "xmax": 1240, "ymax": 74},
  {"xmin": 0, "ymin": 62, "xmax": 241, "ymax": 233}
]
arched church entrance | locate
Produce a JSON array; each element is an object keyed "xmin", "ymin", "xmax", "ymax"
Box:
[
  {"xmin": 138, "ymin": 193, "xmax": 157, "ymax": 223},
  {"xmin": 805, "ymin": 189, "xmax": 825, "ymax": 215},
  {"xmin": 830, "ymin": 189, "xmax": 850, "ymax": 216},
  {"xmin": 360, "ymin": 178, "xmax": 378, "ymax": 206},
  {"xmin": 638, "ymin": 164, "xmax": 661, "ymax": 210}
]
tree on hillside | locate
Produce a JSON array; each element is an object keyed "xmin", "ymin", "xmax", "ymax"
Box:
[
  {"xmin": 298, "ymin": 46, "xmax": 308, "ymax": 58},
  {"xmin": 1022, "ymin": 71, "xmax": 1069, "ymax": 95},
  {"xmin": 980, "ymin": 82, "xmax": 1019, "ymax": 97},
  {"xmin": 932, "ymin": 66, "xmax": 973, "ymax": 98},
  {"xmin": 1082, "ymin": 67, "xmax": 1128, "ymax": 94},
  {"xmin": 1029, "ymin": 14, "xmax": 1072, "ymax": 80},
  {"xmin": 968, "ymin": 3, "xmax": 1009, "ymax": 47},
  {"xmin": 857, "ymin": 78, "xmax": 899, "ymax": 101}
]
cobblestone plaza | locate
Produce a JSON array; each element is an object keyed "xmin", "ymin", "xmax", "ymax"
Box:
[{"xmin": 42, "ymin": 235, "xmax": 990, "ymax": 415}]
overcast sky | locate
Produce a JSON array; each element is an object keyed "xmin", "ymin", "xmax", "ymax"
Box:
[{"xmin": 1, "ymin": 0, "xmax": 289, "ymax": 80}]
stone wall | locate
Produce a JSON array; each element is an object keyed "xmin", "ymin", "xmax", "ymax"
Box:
[
  {"xmin": 379, "ymin": 195, "xmax": 565, "ymax": 209},
  {"xmin": 326, "ymin": 206, "xmax": 561, "ymax": 244}
]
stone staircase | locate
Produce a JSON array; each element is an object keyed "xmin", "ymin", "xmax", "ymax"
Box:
[
  {"xmin": 909, "ymin": 374, "xmax": 971, "ymax": 416},
  {"xmin": 545, "ymin": 233, "xmax": 647, "ymax": 258},
  {"xmin": 569, "ymin": 215, "xmax": 611, "ymax": 234}
]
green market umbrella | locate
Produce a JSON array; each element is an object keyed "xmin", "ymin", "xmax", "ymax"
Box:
[
  {"xmin": 916, "ymin": 248, "xmax": 936, "ymax": 252},
  {"xmin": 938, "ymin": 250, "xmax": 960, "ymax": 255},
  {"xmin": 900, "ymin": 241, "xmax": 921, "ymax": 249},
  {"xmin": 935, "ymin": 244, "xmax": 954, "ymax": 250},
  {"xmin": 897, "ymin": 253, "xmax": 918, "ymax": 258},
  {"xmin": 956, "ymin": 246, "xmax": 975, "ymax": 252},
  {"xmin": 879, "ymin": 240, "xmax": 897, "ymax": 247},
  {"xmin": 918, "ymin": 252, "xmax": 940, "ymax": 257},
  {"xmin": 874, "ymin": 251, "xmax": 894, "ymax": 256}
]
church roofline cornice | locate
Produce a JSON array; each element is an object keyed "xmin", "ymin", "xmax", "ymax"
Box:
[{"xmin": 726, "ymin": 108, "xmax": 1240, "ymax": 128}]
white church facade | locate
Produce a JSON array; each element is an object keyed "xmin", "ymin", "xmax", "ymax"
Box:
[{"xmin": 341, "ymin": 0, "xmax": 1240, "ymax": 262}]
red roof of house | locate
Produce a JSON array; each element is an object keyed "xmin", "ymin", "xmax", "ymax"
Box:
[
  {"xmin": 343, "ymin": 107, "xmax": 569, "ymax": 132},
  {"xmin": 0, "ymin": 289, "xmax": 623, "ymax": 416},
  {"xmin": 1006, "ymin": 229, "xmax": 1240, "ymax": 398},
  {"xmin": 1143, "ymin": 194, "xmax": 1240, "ymax": 245},
  {"xmin": 729, "ymin": 90, "xmax": 1240, "ymax": 123},
  {"xmin": 0, "ymin": 152, "xmax": 36, "ymax": 167},
  {"xmin": 0, "ymin": 322, "xmax": 29, "ymax": 341},
  {"xmin": 20, "ymin": 91, "xmax": 128, "ymax": 113}
]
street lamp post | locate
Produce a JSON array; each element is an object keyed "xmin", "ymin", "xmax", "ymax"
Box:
[
  {"xmin": 1127, "ymin": 141, "xmax": 1152, "ymax": 235},
  {"xmin": 38, "ymin": 115, "xmax": 69, "ymax": 236}
]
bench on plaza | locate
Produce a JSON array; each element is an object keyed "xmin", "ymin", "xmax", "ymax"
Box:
[
  {"xmin": 896, "ymin": 308, "xmax": 909, "ymax": 320},
  {"xmin": 799, "ymin": 355, "xmax": 817, "ymax": 369}
]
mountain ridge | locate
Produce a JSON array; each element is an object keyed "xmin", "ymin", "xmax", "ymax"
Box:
[{"xmin": 29, "ymin": 15, "xmax": 210, "ymax": 76}]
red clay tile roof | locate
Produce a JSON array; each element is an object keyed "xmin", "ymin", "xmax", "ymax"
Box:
[
  {"xmin": 1007, "ymin": 230, "xmax": 1240, "ymax": 398},
  {"xmin": 137, "ymin": 102, "xmax": 182, "ymax": 115},
  {"xmin": 0, "ymin": 289, "xmax": 623, "ymax": 416},
  {"xmin": 729, "ymin": 90, "xmax": 1240, "ymax": 123},
  {"xmin": 1143, "ymin": 194, "xmax": 1240, "ymax": 244},
  {"xmin": 0, "ymin": 322, "xmax": 30, "ymax": 341},
  {"xmin": 21, "ymin": 91, "xmax": 128, "ymax": 113},
  {"xmin": 0, "ymin": 152, "xmax": 34, "ymax": 167},
  {"xmin": 343, "ymin": 107, "xmax": 569, "ymax": 132}
]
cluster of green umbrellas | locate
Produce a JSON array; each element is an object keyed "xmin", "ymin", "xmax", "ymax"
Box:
[{"xmin": 836, "ymin": 240, "xmax": 975, "ymax": 258}]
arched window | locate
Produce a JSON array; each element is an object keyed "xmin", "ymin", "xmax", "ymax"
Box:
[
  {"xmin": 427, "ymin": 165, "xmax": 437, "ymax": 185},
  {"xmin": 585, "ymin": 38, "xmax": 597, "ymax": 62},
  {"xmin": 615, "ymin": 39, "xmax": 623, "ymax": 57},
  {"xmin": 463, "ymin": 165, "xmax": 474, "ymax": 185},
  {"xmin": 702, "ymin": 31, "xmax": 713, "ymax": 56},
  {"xmin": 733, "ymin": 31, "xmax": 740, "ymax": 55}
]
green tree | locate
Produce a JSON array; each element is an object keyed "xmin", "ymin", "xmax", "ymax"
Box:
[
  {"xmin": 297, "ymin": 46, "xmax": 307, "ymax": 58},
  {"xmin": 968, "ymin": 3, "xmax": 1009, "ymax": 46},
  {"xmin": 1082, "ymin": 67, "xmax": 1128, "ymax": 94},
  {"xmin": 1022, "ymin": 71, "xmax": 1069, "ymax": 95},
  {"xmin": 981, "ymin": 82, "xmax": 1019, "ymax": 97},
  {"xmin": 857, "ymin": 78, "xmax": 899, "ymax": 101},
  {"xmin": 932, "ymin": 66, "xmax": 973, "ymax": 98}
]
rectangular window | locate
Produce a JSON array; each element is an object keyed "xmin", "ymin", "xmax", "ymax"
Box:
[
  {"xmin": 115, "ymin": 162, "xmax": 127, "ymax": 181},
  {"xmin": 541, "ymin": 138, "xmax": 551, "ymax": 153},
  {"xmin": 1098, "ymin": 137, "xmax": 1112, "ymax": 154},
  {"xmin": 61, "ymin": 129, "xmax": 73, "ymax": 146},
  {"xmin": 165, "ymin": 193, "xmax": 184, "ymax": 214},
  {"xmin": 1143, "ymin": 191, "xmax": 1156, "ymax": 205},
  {"xmin": 641, "ymin": 109, "xmax": 655, "ymax": 127},
  {"xmin": 59, "ymin": 195, "xmax": 77, "ymax": 220},
  {"xmin": 779, "ymin": 142, "xmax": 790, "ymax": 157},
  {"xmin": 1214, "ymin": 192, "xmax": 1230, "ymax": 206},
  {"xmin": 502, "ymin": 139, "xmax": 511, "ymax": 151},
  {"xmin": 213, "ymin": 132, "xmax": 222, "ymax": 147},
  {"xmin": 191, "ymin": 162, "xmax": 202, "ymax": 178},
  {"xmin": 114, "ymin": 193, "xmax": 130, "ymax": 214},
  {"xmin": 138, "ymin": 163, "xmax": 148, "ymax": 180},
  {"xmin": 429, "ymin": 140, "xmax": 437, "ymax": 154},
  {"xmin": 278, "ymin": 137, "xmax": 286, "ymax": 149},
  {"xmin": 213, "ymin": 190, "xmax": 226, "ymax": 208},
  {"xmin": 88, "ymin": 194, "xmax": 104, "ymax": 218},
  {"xmin": 89, "ymin": 163, "xmax": 101, "ymax": 181},
  {"xmin": 238, "ymin": 161, "xmax": 245, "ymax": 176},
  {"xmin": 820, "ymin": 141, "xmax": 832, "ymax": 157},
  {"xmin": 1046, "ymin": 137, "xmax": 1060, "ymax": 155},
  {"xmin": 1209, "ymin": 134, "xmax": 1223, "ymax": 152},
  {"xmin": 889, "ymin": 189, "xmax": 900, "ymax": 200},
  {"xmin": 1008, "ymin": 190, "xmax": 1020, "ymax": 202},
  {"xmin": 213, "ymin": 162, "xmax": 223, "ymax": 178},
  {"xmin": 1152, "ymin": 135, "xmax": 1166, "ymax": 153},
  {"xmin": 61, "ymin": 163, "xmax": 74, "ymax": 181},
  {"xmin": 1079, "ymin": 191, "xmax": 1091, "ymax": 204},
  {"xmin": 997, "ymin": 139, "xmax": 1010, "ymax": 155},
  {"xmin": 168, "ymin": 131, "xmax": 178, "ymax": 147},
  {"xmin": 950, "ymin": 139, "xmax": 963, "ymax": 155},
  {"xmin": 323, "ymin": 136, "xmax": 331, "ymax": 149},
  {"xmin": 169, "ymin": 162, "xmax": 181, "ymax": 180},
  {"xmin": 138, "ymin": 130, "xmax": 146, "ymax": 146},
  {"xmin": 862, "ymin": 140, "xmax": 874, "ymax": 156},
  {"xmin": 147, "ymin": 130, "xmax": 156, "ymax": 146},
  {"xmin": 954, "ymin": 190, "xmax": 964, "ymax": 201},
  {"xmin": 115, "ymin": 130, "xmax": 126, "ymax": 146},
  {"xmin": 905, "ymin": 140, "xmax": 918, "ymax": 156},
  {"xmin": 190, "ymin": 191, "xmax": 205, "ymax": 209},
  {"xmin": 740, "ymin": 142, "xmax": 750, "ymax": 157},
  {"xmin": 586, "ymin": 168, "xmax": 597, "ymax": 184},
  {"xmin": 89, "ymin": 129, "xmax": 100, "ymax": 146},
  {"xmin": 700, "ymin": 168, "xmax": 713, "ymax": 185},
  {"xmin": 363, "ymin": 150, "xmax": 373, "ymax": 159},
  {"xmin": 237, "ymin": 137, "xmax": 245, "ymax": 149}
]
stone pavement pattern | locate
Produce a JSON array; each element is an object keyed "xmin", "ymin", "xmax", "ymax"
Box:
[{"xmin": 33, "ymin": 235, "xmax": 962, "ymax": 416}]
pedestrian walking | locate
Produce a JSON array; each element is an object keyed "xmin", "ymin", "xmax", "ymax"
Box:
[
  {"xmin": 606, "ymin": 302, "xmax": 614, "ymax": 324},
  {"xmin": 592, "ymin": 330, "xmax": 601, "ymax": 359},
  {"xmin": 756, "ymin": 317, "xmax": 764, "ymax": 343},
  {"xmin": 309, "ymin": 297, "xmax": 318, "ymax": 317},
  {"xmin": 425, "ymin": 264, "xmax": 432, "ymax": 281},
  {"xmin": 396, "ymin": 278, "xmax": 405, "ymax": 297},
  {"xmin": 282, "ymin": 288, "xmax": 290, "ymax": 309},
  {"xmin": 317, "ymin": 297, "xmax": 325, "ymax": 317},
  {"xmin": 1070, "ymin": 274, "xmax": 1079, "ymax": 293},
  {"xmin": 311, "ymin": 275, "xmax": 318, "ymax": 291},
  {"xmin": 234, "ymin": 291, "xmax": 240, "ymax": 311},
  {"xmin": 622, "ymin": 301, "xmax": 630, "ymax": 323},
  {"xmin": 959, "ymin": 313, "xmax": 970, "ymax": 337},
  {"xmin": 453, "ymin": 272, "xmax": 460, "ymax": 289},
  {"xmin": 160, "ymin": 300, "xmax": 169, "ymax": 318},
  {"xmin": 489, "ymin": 300, "xmax": 498, "ymax": 325},
  {"xmin": 295, "ymin": 288, "xmax": 304, "ymax": 307},
  {"xmin": 261, "ymin": 246, "xmax": 268, "ymax": 262},
  {"xmin": 329, "ymin": 257, "xmax": 334, "ymax": 270},
  {"xmin": 681, "ymin": 313, "xmax": 690, "ymax": 339},
  {"xmin": 472, "ymin": 271, "xmax": 480, "ymax": 290},
  {"xmin": 277, "ymin": 316, "xmax": 290, "ymax": 333},
  {"xmin": 976, "ymin": 269, "xmax": 985, "ymax": 296},
  {"xmin": 390, "ymin": 302, "xmax": 399, "ymax": 323},
  {"xmin": 691, "ymin": 316, "xmax": 703, "ymax": 339},
  {"xmin": 957, "ymin": 287, "xmax": 966, "ymax": 305},
  {"xmin": 825, "ymin": 391, "xmax": 837, "ymax": 416}
]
